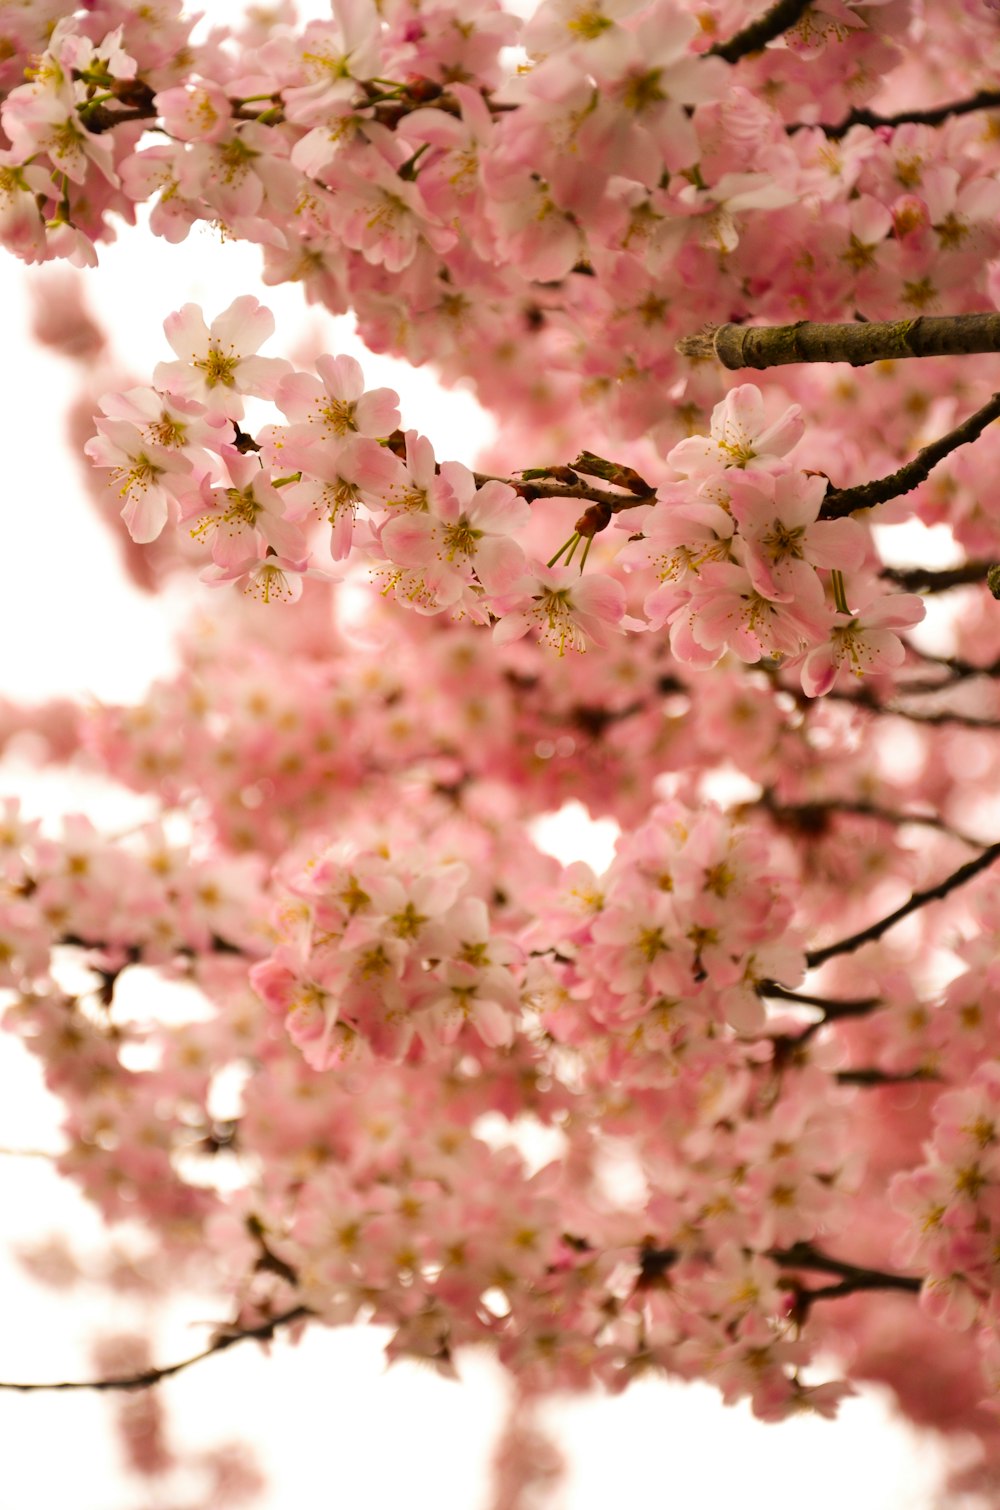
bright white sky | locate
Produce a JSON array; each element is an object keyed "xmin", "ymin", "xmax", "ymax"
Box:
[{"xmin": 0, "ymin": 3, "xmax": 960, "ymax": 1504}]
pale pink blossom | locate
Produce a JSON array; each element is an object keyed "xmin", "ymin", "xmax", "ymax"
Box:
[
  {"xmin": 154, "ymin": 297, "xmax": 291, "ymax": 421},
  {"xmin": 492, "ymin": 565, "xmax": 627, "ymax": 654},
  {"xmin": 800, "ymin": 589, "xmax": 925, "ymax": 697},
  {"xmin": 276, "ymin": 356, "xmax": 400, "ymax": 440},
  {"xmin": 85, "ymin": 418, "xmax": 193, "ymax": 543},
  {"xmin": 668, "ymin": 387, "xmax": 804, "ymax": 477}
]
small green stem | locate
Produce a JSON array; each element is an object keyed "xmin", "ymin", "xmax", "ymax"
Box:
[
  {"xmin": 547, "ymin": 533, "xmax": 579, "ymax": 569},
  {"xmin": 830, "ymin": 569, "xmax": 852, "ymax": 616},
  {"xmin": 398, "ymin": 143, "xmax": 430, "ymax": 181}
]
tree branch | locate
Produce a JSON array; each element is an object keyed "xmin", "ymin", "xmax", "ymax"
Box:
[
  {"xmin": 0, "ymin": 1305, "xmax": 312, "ymax": 1393},
  {"xmin": 707, "ymin": 0, "xmax": 813, "ymax": 64},
  {"xmin": 758, "ymin": 981, "xmax": 882, "ymax": 1019},
  {"xmin": 806, "ymin": 840, "xmax": 1000, "ymax": 969},
  {"xmin": 835, "ymin": 1066, "xmax": 940, "ymax": 1087},
  {"xmin": 771, "ymin": 1240, "xmax": 922, "ymax": 1294},
  {"xmin": 818, "ymin": 686, "xmax": 1000, "ymax": 728},
  {"xmin": 881, "ymin": 561, "xmax": 993, "ymax": 594},
  {"xmin": 677, "ymin": 314, "xmax": 1000, "ymax": 370},
  {"xmin": 759, "ymin": 794, "xmax": 985, "ymax": 849},
  {"xmin": 472, "ymin": 471, "xmax": 649, "ymax": 511},
  {"xmin": 820, "ymin": 393, "xmax": 1000, "ymax": 519},
  {"xmin": 907, "ymin": 648, "xmax": 1000, "ymax": 683},
  {"xmin": 801, "ymin": 89, "xmax": 1000, "ymax": 140},
  {"xmin": 791, "ymin": 1277, "xmax": 911, "ymax": 1312}
]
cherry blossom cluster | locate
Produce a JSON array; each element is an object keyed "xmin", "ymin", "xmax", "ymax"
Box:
[
  {"xmin": 4, "ymin": 0, "xmax": 1000, "ymax": 465},
  {"xmin": 86, "ymin": 299, "xmax": 930, "ymax": 695},
  {"xmin": 249, "ymin": 797, "xmax": 809, "ymax": 1083},
  {"xmin": 14, "ymin": 0, "xmax": 1000, "ymax": 1498},
  {"xmin": 527, "ymin": 798, "xmax": 806, "ymax": 1044},
  {"xmin": 890, "ymin": 1063, "xmax": 1000, "ymax": 1398},
  {"xmin": 617, "ymin": 384, "xmax": 927, "ymax": 694},
  {"xmin": 235, "ymin": 1052, "xmax": 860, "ymax": 1419},
  {"xmin": 0, "ymin": 798, "xmax": 265, "ymax": 988},
  {"xmin": 86, "ymin": 293, "xmax": 632, "ymax": 651},
  {"xmin": 250, "ymin": 835, "xmax": 524, "ymax": 1066},
  {"xmin": 1, "ymin": 766, "xmax": 883, "ymax": 1423}
]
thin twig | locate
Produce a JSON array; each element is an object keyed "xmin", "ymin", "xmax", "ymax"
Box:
[
  {"xmin": 760, "ymin": 794, "xmax": 986, "ymax": 849},
  {"xmin": 795, "ymin": 683, "xmax": 1000, "ymax": 729},
  {"xmin": 0, "ymin": 1305, "xmax": 312, "ymax": 1393},
  {"xmin": 806, "ymin": 840, "xmax": 1000, "ymax": 969},
  {"xmin": 835, "ymin": 1067, "xmax": 940, "ymax": 1087},
  {"xmin": 822, "ymin": 687, "xmax": 1000, "ymax": 728},
  {"xmin": 881, "ymin": 561, "xmax": 992, "ymax": 594},
  {"xmin": 472, "ymin": 471, "xmax": 653, "ymax": 515},
  {"xmin": 758, "ymin": 981, "xmax": 882, "ymax": 1019},
  {"xmin": 906, "ymin": 648, "xmax": 1000, "ymax": 681},
  {"xmin": 821, "ymin": 393, "xmax": 1000, "ymax": 519}
]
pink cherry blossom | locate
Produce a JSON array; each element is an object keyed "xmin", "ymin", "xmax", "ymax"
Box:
[
  {"xmin": 492, "ymin": 564, "xmax": 627, "ymax": 654},
  {"xmin": 154, "ymin": 298, "xmax": 291, "ymax": 420},
  {"xmin": 668, "ymin": 387, "xmax": 805, "ymax": 477},
  {"xmin": 800, "ymin": 588, "xmax": 926, "ymax": 697}
]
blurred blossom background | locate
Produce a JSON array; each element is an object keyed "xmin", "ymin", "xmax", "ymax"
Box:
[{"xmin": 0, "ymin": 1, "xmax": 959, "ymax": 1503}]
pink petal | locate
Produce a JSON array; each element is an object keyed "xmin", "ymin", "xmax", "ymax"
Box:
[
  {"xmin": 476, "ymin": 535, "xmax": 526, "ymax": 593},
  {"xmin": 120, "ymin": 488, "xmax": 169, "ymax": 544},
  {"xmin": 381, "ymin": 512, "xmax": 437, "ymax": 566},
  {"xmin": 316, "ymin": 353, "xmax": 365, "ymax": 403},
  {"xmin": 163, "ymin": 303, "xmax": 209, "ymax": 361},
  {"xmin": 210, "ymin": 295, "xmax": 274, "ymax": 354}
]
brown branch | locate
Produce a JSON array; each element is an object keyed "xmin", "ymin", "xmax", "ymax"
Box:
[
  {"xmin": 473, "ymin": 471, "xmax": 654, "ymax": 522},
  {"xmin": 771, "ymin": 1240, "xmax": 922, "ymax": 1294},
  {"xmin": 777, "ymin": 673, "xmax": 1000, "ymax": 728},
  {"xmin": 882, "ymin": 561, "xmax": 993, "ymax": 594},
  {"xmin": 758, "ymin": 981, "xmax": 882, "ymax": 1020},
  {"xmin": 0, "ymin": 1305, "xmax": 312, "ymax": 1393},
  {"xmin": 835, "ymin": 1066, "xmax": 940, "ymax": 1087},
  {"xmin": 78, "ymin": 102, "xmax": 158, "ymax": 135},
  {"xmin": 907, "ymin": 650, "xmax": 1000, "ymax": 684},
  {"xmin": 800, "ymin": 89, "xmax": 1000, "ymax": 140},
  {"xmin": 806, "ymin": 839, "xmax": 1000, "ymax": 969},
  {"xmin": 678, "ymin": 315, "xmax": 1000, "ymax": 371},
  {"xmin": 760, "ymin": 794, "xmax": 985, "ymax": 849},
  {"xmin": 818, "ymin": 686, "xmax": 1000, "ymax": 728},
  {"xmin": 820, "ymin": 393, "xmax": 1000, "ymax": 519},
  {"xmin": 791, "ymin": 1276, "xmax": 913, "ymax": 1312},
  {"xmin": 473, "ymin": 472, "xmax": 634, "ymax": 508},
  {"xmin": 707, "ymin": 0, "xmax": 813, "ymax": 63}
]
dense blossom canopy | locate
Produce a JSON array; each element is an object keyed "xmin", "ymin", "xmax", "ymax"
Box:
[{"xmin": 6, "ymin": 0, "xmax": 1000, "ymax": 1501}]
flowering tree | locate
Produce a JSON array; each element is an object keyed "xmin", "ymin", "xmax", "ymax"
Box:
[{"xmin": 7, "ymin": 0, "xmax": 1000, "ymax": 1500}]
